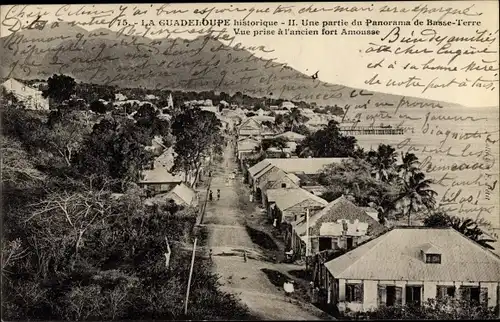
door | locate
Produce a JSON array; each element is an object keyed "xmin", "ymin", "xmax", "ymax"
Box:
[
  {"xmin": 406, "ymin": 285, "xmax": 422, "ymax": 306},
  {"xmin": 346, "ymin": 237, "xmax": 354, "ymax": 249},
  {"xmin": 386, "ymin": 286, "xmax": 396, "ymax": 306},
  {"xmin": 319, "ymin": 237, "xmax": 331, "ymax": 252}
]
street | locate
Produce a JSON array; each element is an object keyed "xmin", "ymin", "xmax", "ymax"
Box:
[{"xmin": 200, "ymin": 138, "xmax": 331, "ymax": 320}]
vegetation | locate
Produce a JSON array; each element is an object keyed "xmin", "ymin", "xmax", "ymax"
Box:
[
  {"xmin": 171, "ymin": 107, "xmax": 224, "ymax": 184},
  {"xmin": 424, "ymin": 211, "xmax": 496, "ymax": 249},
  {"xmin": 1, "ymin": 74, "xmax": 251, "ymax": 320},
  {"xmin": 348, "ymin": 298, "xmax": 498, "ymax": 320},
  {"xmin": 296, "ymin": 120, "xmax": 358, "ymax": 158}
]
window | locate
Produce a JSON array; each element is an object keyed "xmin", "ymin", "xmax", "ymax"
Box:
[
  {"xmin": 425, "ymin": 253, "xmax": 441, "ymax": 264},
  {"xmin": 405, "ymin": 285, "xmax": 422, "ymax": 306},
  {"xmin": 346, "ymin": 237, "xmax": 354, "ymax": 249},
  {"xmin": 460, "ymin": 286, "xmax": 482, "ymax": 304},
  {"xmin": 437, "ymin": 285, "xmax": 456, "ymax": 299},
  {"xmin": 345, "ymin": 283, "xmax": 363, "ymax": 303},
  {"xmin": 281, "ymin": 183, "xmax": 287, "ymax": 188}
]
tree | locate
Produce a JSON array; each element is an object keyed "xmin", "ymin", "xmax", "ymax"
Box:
[
  {"xmin": 397, "ymin": 152, "xmax": 420, "ymax": 180},
  {"xmin": 42, "ymin": 74, "xmax": 76, "ymax": 108},
  {"xmin": 90, "ymin": 100, "xmax": 109, "ymax": 114},
  {"xmin": 424, "ymin": 211, "xmax": 495, "ymax": 249},
  {"xmin": 261, "ymin": 137, "xmax": 288, "ymax": 153},
  {"xmin": 73, "ymin": 118, "xmax": 153, "ymax": 187},
  {"xmin": 366, "ymin": 144, "xmax": 398, "ymax": 182},
  {"xmin": 394, "ymin": 171, "xmax": 437, "ymax": 225},
  {"xmin": 284, "ymin": 107, "xmax": 309, "ymax": 132},
  {"xmin": 171, "ymin": 108, "xmax": 223, "ymax": 185},
  {"xmin": 319, "ymin": 158, "xmax": 397, "ymax": 208},
  {"xmin": 297, "ymin": 120, "xmax": 357, "ymax": 158}
]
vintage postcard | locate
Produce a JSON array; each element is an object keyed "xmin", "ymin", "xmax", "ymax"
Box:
[{"xmin": 1, "ymin": 1, "xmax": 499, "ymax": 320}]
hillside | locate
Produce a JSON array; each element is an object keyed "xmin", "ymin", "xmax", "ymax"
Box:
[{"xmin": 0, "ymin": 22, "xmax": 460, "ymax": 108}]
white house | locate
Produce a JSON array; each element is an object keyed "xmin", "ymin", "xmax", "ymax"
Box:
[
  {"xmin": 1, "ymin": 78, "xmax": 49, "ymax": 110},
  {"xmin": 317, "ymin": 227, "xmax": 500, "ymax": 312}
]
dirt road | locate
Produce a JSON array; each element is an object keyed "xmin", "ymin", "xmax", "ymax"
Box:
[{"xmin": 201, "ymin": 139, "xmax": 331, "ymax": 320}]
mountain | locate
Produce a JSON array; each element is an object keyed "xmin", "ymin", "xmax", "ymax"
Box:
[{"xmin": 0, "ymin": 23, "xmax": 460, "ymax": 108}]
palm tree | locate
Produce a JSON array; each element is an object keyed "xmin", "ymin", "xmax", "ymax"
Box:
[
  {"xmin": 395, "ymin": 171, "xmax": 437, "ymax": 225},
  {"xmin": 284, "ymin": 108, "xmax": 309, "ymax": 132},
  {"xmin": 424, "ymin": 211, "xmax": 496, "ymax": 250},
  {"xmin": 396, "ymin": 152, "xmax": 420, "ymax": 180},
  {"xmin": 366, "ymin": 144, "xmax": 397, "ymax": 182}
]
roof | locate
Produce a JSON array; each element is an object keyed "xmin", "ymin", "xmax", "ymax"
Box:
[
  {"xmin": 250, "ymin": 115, "xmax": 275, "ymax": 123},
  {"xmin": 166, "ymin": 182, "xmax": 196, "ymax": 205},
  {"xmin": 259, "ymin": 168, "xmax": 301, "ymax": 190},
  {"xmin": 266, "ymin": 188, "xmax": 328, "ymax": 211},
  {"xmin": 248, "ymin": 157, "xmax": 346, "ymax": 179},
  {"xmin": 274, "ymin": 131, "xmax": 306, "ymax": 142},
  {"xmin": 139, "ymin": 166, "xmax": 183, "ymax": 184},
  {"xmin": 238, "ymin": 139, "xmax": 260, "ymax": 152},
  {"xmin": 248, "ymin": 159, "xmax": 272, "ymax": 176},
  {"xmin": 295, "ymin": 195, "xmax": 386, "ymax": 237},
  {"xmin": 325, "ymin": 227, "xmax": 500, "ymax": 282},
  {"xmin": 268, "ymin": 158, "xmax": 346, "ymax": 174}
]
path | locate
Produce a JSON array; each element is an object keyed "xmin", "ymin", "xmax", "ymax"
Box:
[{"xmin": 201, "ymin": 138, "xmax": 330, "ymax": 320}]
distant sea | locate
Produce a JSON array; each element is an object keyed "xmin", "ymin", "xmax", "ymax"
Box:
[{"xmin": 344, "ymin": 105, "xmax": 500, "ymax": 233}]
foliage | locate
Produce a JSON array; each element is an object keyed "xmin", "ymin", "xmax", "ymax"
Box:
[
  {"xmin": 424, "ymin": 211, "xmax": 495, "ymax": 249},
  {"xmin": 394, "ymin": 171, "xmax": 437, "ymax": 225},
  {"xmin": 283, "ymin": 107, "xmax": 309, "ymax": 132},
  {"xmin": 90, "ymin": 100, "xmax": 110, "ymax": 114},
  {"xmin": 73, "ymin": 118, "xmax": 154, "ymax": 187},
  {"xmin": 42, "ymin": 74, "xmax": 76, "ymax": 106},
  {"xmin": 297, "ymin": 120, "xmax": 357, "ymax": 158},
  {"xmin": 2, "ymin": 181, "xmax": 252, "ymax": 320},
  {"xmin": 359, "ymin": 298, "xmax": 497, "ymax": 320},
  {"xmin": 319, "ymin": 158, "xmax": 397, "ymax": 209},
  {"xmin": 171, "ymin": 108, "xmax": 223, "ymax": 184},
  {"xmin": 366, "ymin": 144, "xmax": 397, "ymax": 182},
  {"xmin": 261, "ymin": 136, "xmax": 288, "ymax": 152}
]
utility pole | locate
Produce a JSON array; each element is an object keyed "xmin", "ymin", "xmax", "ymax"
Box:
[
  {"xmin": 184, "ymin": 238, "xmax": 197, "ymax": 316},
  {"xmin": 306, "ymin": 208, "xmax": 310, "ymax": 257}
]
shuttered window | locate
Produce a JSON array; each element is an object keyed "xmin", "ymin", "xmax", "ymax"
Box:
[
  {"xmin": 459, "ymin": 286, "xmax": 485, "ymax": 305},
  {"xmin": 437, "ymin": 285, "xmax": 456, "ymax": 299},
  {"xmin": 345, "ymin": 283, "xmax": 364, "ymax": 303}
]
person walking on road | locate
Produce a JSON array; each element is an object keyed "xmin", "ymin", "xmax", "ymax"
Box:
[
  {"xmin": 243, "ymin": 250, "xmax": 247, "ymax": 262},
  {"xmin": 209, "ymin": 190, "xmax": 213, "ymax": 202},
  {"xmin": 217, "ymin": 189, "xmax": 220, "ymax": 200},
  {"xmin": 209, "ymin": 249, "xmax": 213, "ymax": 262}
]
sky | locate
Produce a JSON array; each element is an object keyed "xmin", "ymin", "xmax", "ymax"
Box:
[{"xmin": 1, "ymin": 1, "xmax": 499, "ymax": 107}]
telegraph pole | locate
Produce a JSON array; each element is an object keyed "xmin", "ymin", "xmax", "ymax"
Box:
[
  {"xmin": 184, "ymin": 238, "xmax": 197, "ymax": 316},
  {"xmin": 306, "ymin": 208, "xmax": 310, "ymax": 271}
]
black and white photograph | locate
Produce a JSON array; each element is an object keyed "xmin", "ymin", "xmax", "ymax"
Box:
[{"xmin": 1, "ymin": 2, "xmax": 499, "ymax": 320}]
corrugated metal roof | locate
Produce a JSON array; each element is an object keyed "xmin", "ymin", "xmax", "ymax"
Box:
[
  {"xmin": 166, "ymin": 182, "xmax": 196, "ymax": 205},
  {"xmin": 267, "ymin": 188, "xmax": 328, "ymax": 211},
  {"xmin": 274, "ymin": 131, "xmax": 306, "ymax": 142},
  {"xmin": 268, "ymin": 158, "xmax": 346, "ymax": 174},
  {"xmin": 139, "ymin": 166, "xmax": 183, "ymax": 184},
  {"xmin": 248, "ymin": 159, "xmax": 272, "ymax": 176},
  {"xmin": 325, "ymin": 227, "xmax": 500, "ymax": 282}
]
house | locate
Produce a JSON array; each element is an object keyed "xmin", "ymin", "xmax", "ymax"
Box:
[
  {"xmin": 115, "ymin": 93, "xmax": 128, "ymax": 101},
  {"xmin": 317, "ymin": 227, "xmax": 500, "ymax": 312},
  {"xmin": 237, "ymin": 136, "xmax": 260, "ymax": 161},
  {"xmin": 1, "ymin": 78, "xmax": 49, "ymax": 110},
  {"xmin": 138, "ymin": 166, "xmax": 185, "ymax": 195},
  {"xmin": 237, "ymin": 115, "xmax": 275, "ymax": 138},
  {"xmin": 247, "ymin": 157, "xmax": 346, "ymax": 197},
  {"xmin": 138, "ymin": 148, "xmax": 196, "ymax": 194},
  {"xmin": 281, "ymin": 101, "xmax": 296, "ymax": 110},
  {"xmin": 288, "ymin": 196, "xmax": 386, "ymax": 260},
  {"xmin": 266, "ymin": 188, "xmax": 328, "ymax": 225},
  {"xmin": 164, "ymin": 182, "xmax": 198, "ymax": 206},
  {"xmin": 259, "ymin": 169, "xmax": 301, "ymax": 205},
  {"xmin": 273, "ymin": 131, "xmax": 306, "ymax": 142}
]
